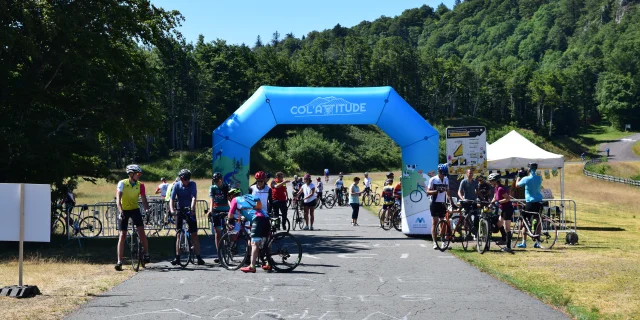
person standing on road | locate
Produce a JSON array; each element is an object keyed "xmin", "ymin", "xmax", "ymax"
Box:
[
  {"xmin": 488, "ymin": 173, "xmax": 514, "ymax": 253},
  {"xmin": 296, "ymin": 174, "xmax": 317, "ymax": 230},
  {"xmin": 516, "ymin": 162, "xmax": 543, "ymax": 249},
  {"xmin": 270, "ymin": 172, "xmax": 290, "ymax": 230},
  {"xmin": 208, "ymin": 172, "xmax": 229, "ymax": 263},
  {"xmin": 428, "ymin": 164, "xmax": 452, "ymax": 249},
  {"xmin": 316, "ymin": 177, "xmax": 324, "ymax": 208},
  {"xmin": 115, "ymin": 164, "xmax": 150, "ymax": 271},
  {"xmin": 349, "ymin": 177, "xmax": 363, "ymax": 226},
  {"xmin": 250, "ymin": 171, "xmax": 272, "ymax": 217},
  {"xmin": 324, "ymin": 168, "xmax": 329, "ymax": 183},
  {"xmin": 170, "ymin": 169, "xmax": 205, "ymax": 266},
  {"xmin": 606, "ymin": 147, "xmax": 610, "ymax": 157},
  {"xmin": 155, "ymin": 177, "xmax": 169, "ymax": 198},
  {"xmin": 335, "ymin": 173, "xmax": 345, "ymax": 206},
  {"xmin": 362, "ymin": 172, "xmax": 372, "ymax": 202},
  {"xmin": 380, "ymin": 179, "xmax": 395, "ymax": 225}
]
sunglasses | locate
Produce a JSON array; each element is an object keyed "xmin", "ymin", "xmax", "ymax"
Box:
[{"xmin": 256, "ymin": 180, "xmax": 264, "ymax": 182}]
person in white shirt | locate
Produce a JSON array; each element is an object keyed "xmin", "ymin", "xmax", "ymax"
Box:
[
  {"xmin": 296, "ymin": 174, "xmax": 317, "ymax": 230},
  {"xmin": 155, "ymin": 177, "xmax": 169, "ymax": 197},
  {"xmin": 427, "ymin": 164, "xmax": 453, "ymax": 249},
  {"xmin": 362, "ymin": 172, "xmax": 372, "ymax": 201},
  {"xmin": 335, "ymin": 172, "xmax": 345, "ymax": 206},
  {"xmin": 249, "ymin": 171, "xmax": 272, "ymax": 214}
]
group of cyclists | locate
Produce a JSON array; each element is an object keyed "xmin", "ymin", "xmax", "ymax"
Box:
[
  {"xmin": 113, "ymin": 162, "xmax": 546, "ymax": 270},
  {"xmin": 429, "ymin": 162, "xmax": 546, "ymax": 253}
]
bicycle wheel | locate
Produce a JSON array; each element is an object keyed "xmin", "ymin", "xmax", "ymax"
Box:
[
  {"xmin": 218, "ymin": 231, "xmax": 249, "ymax": 270},
  {"xmin": 379, "ymin": 209, "xmax": 392, "ymax": 231},
  {"xmin": 363, "ymin": 194, "xmax": 371, "ymax": 206},
  {"xmin": 410, "ymin": 190, "xmax": 422, "ymax": 203},
  {"xmin": 129, "ymin": 226, "xmax": 140, "ymax": 272},
  {"xmin": 267, "ymin": 232, "xmax": 302, "ymax": 273},
  {"xmin": 374, "ymin": 194, "xmax": 381, "ymax": 206},
  {"xmin": 295, "ymin": 209, "xmax": 305, "ymax": 230},
  {"xmin": 511, "ymin": 216, "xmax": 523, "ymax": 249},
  {"xmin": 477, "ymin": 219, "xmax": 490, "ymax": 254},
  {"xmin": 79, "ymin": 216, "xmax": 103, "ymax": 237},
  {"xmin": 460, "ymin": 216, "xmax": 472, "ymax": 251},
  {"xmin": 283, "ymin": 218, "xmax": 291, "ymax": 233},
  {"xmin": 392, "ymin": 209, "xmax": 402, "ymax": 232},
  {"xmin": 176, "ymin": 229, "xmax": 192, "ymax": 268},
  {"xmin": 325, "ymin": 195, "xmax": 335, "ymax": 209},
  {"xmin": 540, "ymin": 218, "xmax": 559, "ymax": 249},
  {"xmin": 52, "ymin": 217, "xmax": 66, "ymax": 236},
  {"xmin": 434, "ymin": 220, "xmax": 451, "ymax": 252}
]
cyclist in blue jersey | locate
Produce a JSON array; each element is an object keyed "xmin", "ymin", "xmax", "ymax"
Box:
[
  {"xmin": 324, "ymin": 168, "xmax": 329, "ymax": 183},
  {"xmin": 516, "ymin": 162, "xmax": 543, "ymax": 249},
  {"xmin": 226, "ymin": 188, "xmax": 271, "ymax": 273},
  {"xmin": 170, "ymin": 169, "xmax": 205, "ymax": 265}
]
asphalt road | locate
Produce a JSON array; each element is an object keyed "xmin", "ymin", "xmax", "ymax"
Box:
[
  {"xmin": 599, "ymin": 133, "xmax": 640, "ymax": 162},
  {"xmin": 67, "ymin": 205, "xmax": 568, "ymax": 320}
]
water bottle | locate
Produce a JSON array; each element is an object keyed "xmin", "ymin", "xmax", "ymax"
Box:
[{"xmin": 532, "ymin": 218, "xmax": 538, "ymax": 232}]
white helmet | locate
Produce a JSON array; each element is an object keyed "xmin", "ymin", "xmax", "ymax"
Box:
[
  {"xmin": 487, "ymin": 173, "xmax": 500, "ymax": 182},
  {"xmin": 126, "ymin": 164, "xmax": 142, "ymax": 174}
]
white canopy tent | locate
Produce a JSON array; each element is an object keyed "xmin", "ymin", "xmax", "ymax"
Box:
[{"xmin": 487, "ymin": 130, "xmax": 565, "ymax": 199}]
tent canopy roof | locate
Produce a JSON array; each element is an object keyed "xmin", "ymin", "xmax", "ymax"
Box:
[{"xmin": 487, "ymin": 130, "xmax": 564, "ymax": 169}]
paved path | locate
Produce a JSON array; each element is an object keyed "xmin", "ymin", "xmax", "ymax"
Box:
[
  {"xmin": 599, "ymin": 133, "xmax": 640, "ymax": 162},
  {"xmin": 67, "ymin": 206, "xmax": 568, "ymax": 320}
]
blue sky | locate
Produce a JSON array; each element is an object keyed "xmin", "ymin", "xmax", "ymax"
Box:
[{"xmin": 150, "ymin": 0, "xmax": 455, "ymax": 45}]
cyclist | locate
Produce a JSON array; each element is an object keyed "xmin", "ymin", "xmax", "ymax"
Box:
[
  {"xmin": 226, "ymin": 188, "xmax": 271, "ymax": 273},
  {"xmin": 488, "ymin": 173, "xmax": 514, "ymax": 253},
  {"xmin": 155, "ymin": 177, "xmax": 169, "ymax": 198},
  {"xmin": 270, "ymin": 172, "xmax": 290, "ymax": 230},
  {"xmin": 362, "ymin": 172, "xmax": 372, "ymax": 202},
  {"xmin": 164, "ymin": 177, "xmax": 179, "ymax": 224},
  {"xmin": 250, "ymin": 171, "xmax": 272, "ymax": 216},
  {"xmin": 458, "ymin": 168, "xmax": 478, "ymax": 236},
  {"xmin": 335, "ymin": 173, "xmax": 345, "ymax": 205},
  {"xmin": 316, "ymin": 177, "xmax": 324, "ymax": 208},
  {"xmin": 296, "ymin": 174, "xmax": 317, "ymax": 230},
  {"xmin": 476, "ymin": 175, "xmax": 492, "ymax": 202},
  {"xmin": 170, "ymin": 169, "xmax": 205, "ymax": 266},
  {"xmin": 380, "ymin": 179, "xmax": 395, "ymax": 225},
  {"xmin": 516, "ymin": 162, "xmax": 543, "ymax": 249},
  {"xmin": 324, "ymin": 168, "xmax": 329, "ymax": 183},
  {"xmin": 209, "ymin": 172, "xmax": 229, "ymax": 263},
  {"xmin": 291, "ymin": 174, "xmax": 302, "ymax": 202},
  {"xmin": 115, "ymin": 164, "xmax": 150, "ymax": 271},
  {"xmin": 393, "ymin": 178, "xmax": 402, "ymax": 208},
  {"xmin": 427, "ymin": 164, "xmax": 452, "ymax": 249}
]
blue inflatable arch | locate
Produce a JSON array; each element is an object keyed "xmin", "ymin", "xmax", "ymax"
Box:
[{"xmin": 213, "ymin": 86, "xmax": 438, "ymax": 235}]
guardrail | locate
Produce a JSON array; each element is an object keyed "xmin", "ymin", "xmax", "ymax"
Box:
[
  {"xmin": 583, "ymin": 159, "xmax": 640, "ymax": 187},
  {"xmin": 59, "ymin": 199, "xmax": 210, "ymax": 240}
]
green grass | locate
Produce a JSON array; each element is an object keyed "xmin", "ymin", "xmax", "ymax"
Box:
[{"xmin": 633, "ymin": 141, "xmax": 640, "ymax": 158}]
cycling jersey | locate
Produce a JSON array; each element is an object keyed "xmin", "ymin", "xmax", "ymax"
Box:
[
  {"xmin": 517, "ymin": 172, "xmax": 543, "ymax": 202},
  {"xmin": 393, "ymin": 183, "xmax": 402, "ymax": 200},
  {"xmin": 324, "ymin": 169, "xmax": 329, "ymax": 176},
  {"xmin": 171, "ymin": 180, "xmax": 197, "ymax": 209},
  {"xmin": 164, "ymin": 183, "xmax": 174, "ymax": 201},
  {"xmin": 250, "ymin": 184, "xmax": 271, "ymax": 209},
  {"xmin": 428, "ymin": 176, "xmax": 448, "ymax": 203},
  {"xmin": 363, "ymin": 177, "xmax": 371, "ymax": 188},
  {"xmin": 229, "ymin": 195, "xmax": 269, "ymax": 222},
  {"xmin": 335, "ymin": 179, "xmax": 344, "ymax": 189},
  {"xmin": 316, "ymin": 181, "xmax": 323, "ymax": 193},
  {"xmin": 209, "ymin": 184, "xmax": 229, "ymax": 212},
  {"xmin": 270, "ymin": 180, "xmax": 288, "ymax": 201},
  {"xmin": 157, "ymin": 182, "xmax": 169, "ymax": 197},
  {"xmin": 382, "ymin": 186, "xmax": 395, "ymax": 205},
  {"xmin": 117, "ymin": 179, "xmax": 146, "ymax": 211}
]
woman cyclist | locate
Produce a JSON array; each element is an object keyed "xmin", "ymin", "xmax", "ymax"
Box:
[{"xmin": 488, "ymin": 173, "xmax": 514, "ymax": 253}]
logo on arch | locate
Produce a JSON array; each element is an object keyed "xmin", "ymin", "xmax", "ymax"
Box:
[
  {"xmin": 413, "ymin": 217, "xmax": 428, "ymax": 228},
  {"xmin": 290, "ymin": 97, "xmax": 367, "ymax": 117}
]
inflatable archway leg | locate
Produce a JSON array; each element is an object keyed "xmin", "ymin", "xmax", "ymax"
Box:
[
  {"xmin": 212, "ymin": 137, "xmax": 250, "ymax": 193},
  {"xmin": 399, "ymin": 140, "xmax": 438, "ymax": 235}
]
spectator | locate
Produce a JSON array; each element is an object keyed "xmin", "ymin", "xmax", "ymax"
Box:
[
  {"xmin": 296, "ymin": 174, "xmax": 317, "ymax": 230},
  {"xmin": 155, "ymin": 177, "xmax": 169, "ymax": 198},
  {"xmin": 349, "ymin": 177, "xmax": 363, "ymax": 226}
]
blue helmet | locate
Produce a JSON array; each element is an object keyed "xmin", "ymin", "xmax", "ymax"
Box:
[{"xmin": 437, "ymin": 163, "xmax": 449, "ymax": 175}]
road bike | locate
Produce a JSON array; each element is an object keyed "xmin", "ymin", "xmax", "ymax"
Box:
[
  {"xmin": 270, "ymin": 216, "xmax": 291, "ymax": 233},
  {"xmin": 511, "ymin": 201, "xmax": 559, "ymax": 249},
  {"xmin": 127, "ymin": 217, "xmax": 146, "ymax": 272},
  {"xmin": 409, "ymin": 183, "xmax": 428, "ymax": 203},
  {"xmin": 362, "ymin": 186, "xmax": 380, "ymax": 206},
  {"xmin": 291, "ymin": 198, "xmax": 305, "ymax": 230},
  {"xmin": 51, "ymin": 204, "xmax": 103, "ymax": 237},
  {"xmin": 434, "ymin": 201, "xmax": 473, "ymax": 252},
  {"xmin": 378, "ymin": 202, "xmax": 401, "ymax": 231},
  {"xmin": 175, "ymin": 209, "xmax": 195, "ymax": 268},
  {"xmin": 323, "ymin": 190, "xmax": 336, "ymax": 209}
]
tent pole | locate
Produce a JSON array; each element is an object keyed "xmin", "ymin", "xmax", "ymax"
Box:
[{"xmin": 560, "ymin": 167, "xmax": 564, "ymax": 200}]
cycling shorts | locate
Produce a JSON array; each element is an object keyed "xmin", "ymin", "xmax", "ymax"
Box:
[
  {"xmin": 523, "ymin": 202, "xmax": 542, "ymax": 221},
  {"xmin": 250, "ymin": 216, "xmax": 270, "ymax": 246},
  {"xmin": 211, "ymin": 210, "xmax": 227, "ymax": 230},
  {"xmin": 500, "ymin": 205, "xmax": 514, "ymax": 221},
  {"xmin": 430, "ymin": 202, "xmax": 447, "ymax": 218},
  {"xmin": 176, "ymin": 210, "xmax": 198, "ymax": 233},
  {"xmin": 119, "ymin": 209, "xmax": 143, "ymax": 231}
]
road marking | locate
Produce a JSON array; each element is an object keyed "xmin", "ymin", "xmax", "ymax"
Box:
[
  {"xmin": 179, "ymin": 278, "xmax": 185, "ymax": 284},
  {"xmin": 621, "ymin": 138, "xmax": 636, "ymax": 142},
  {"xmin": 113, "ymin": 308, "xmax": 201, "ymax": 319},
  {"xmin": 303, "ymin": 253, "xmax": 321, "ymax": 259},
  {"xmin": 437, "ymin": 256, "xmax": 455, "ymax": 259},
  {"xmin": 400, "ymin": 253, "xmax": 409, "ymax": 259},
  {"xmin": 337, "ymin": 253, "xmax": 378, "ymax": 259}
]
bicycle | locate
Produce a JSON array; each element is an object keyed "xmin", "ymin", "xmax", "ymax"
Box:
[
  {"xmin": 362, "ymin": 186, "xmax": 380, "ymax": 206},
  {"xmin": 291, "ymin": 198, "xmax": 305, "ymax": 230},
  {"xmin": 175, "ymin": 208, "xmax": 195, "ymax": 268},
  {"xmin": 51, "ymin": 204, "xmax": 103, "ymax": 237},
  {"xmin": 434, "ymin": 201, "xmax": 473, "ymax": 252},
  {"xmin": 511, "ymin": 201, "xmax": 559, "ymax": 249},
  {"xmin": 409, "ymin": 183, "xmax": 427, "ymax": 203},
  {"xmin": 270, "ymin": 216, "xmax": 291, "ymax": 233},
  {"xmin": 378, "ymin": 202, "xmax": 401, "ymax": 231},
  {"xmin": 323, "ymin": 190, "xmax": 336, "ymax": 209},
  {"xmin": 218, "ymin": 217, "xmax": 302, "ymax": 272},
  {"xmin": 391, "ymin": 202, "xmax": 402, "ymax": 231},
  {"xmin": 127, "ymin": 217, "xmax": 146, "ymax": 272},
  {"xmin": 475, "ymin": 201, "xmax": 516, "ymax": 254}
]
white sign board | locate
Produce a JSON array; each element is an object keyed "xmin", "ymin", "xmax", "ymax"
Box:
[
  {"xmin": 0, "ymin": 184, "xmax": 51, "ymax": 242},
  {"xmin": 446, "ymin": 126, "xmax": 487, "ymax": 175}
]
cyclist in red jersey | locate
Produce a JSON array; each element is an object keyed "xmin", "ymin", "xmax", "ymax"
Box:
[{"xmin": 270, "ymin": 172, "xmax": 290, "ymax": 230}]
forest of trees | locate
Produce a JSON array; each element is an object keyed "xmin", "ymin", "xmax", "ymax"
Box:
[{"xmin": 3, "ymin": 0, "xmax": 640, "ymax": 191}]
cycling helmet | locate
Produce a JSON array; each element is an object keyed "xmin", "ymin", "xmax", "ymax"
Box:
[
  {"xmin": 385, "ymin": 179, "xmax": 393, "ymax": 186},
  {"xmin": 255, "ymin": 171, "xmax": 267, "ymax": 180},
  {"xmin": 212, "ymin": 172, "xmax": 223, "ymax": 181},
  {"xmin": 437, "ymin": 163, "xmax": 448, "ymax": 175},
  {"xmin": 528, "ymin": 162, "xmax": 538, "ymax": 171},
  {"xmin": 125, "ymin": 164, "xmax": 142, "ymax": 174},
  {"xmin": 339, "ymin": 172, "xmax": 344, "ymax": 176},
  {"xmin": 228, "ymin": 188, "xmax": 241, "ymax": 196},
  {"xmin": 364, "ymin": 172, "xmax": 369, "ymax": 176},
  {"xmin": 293, "ymin": 174, "xmax": 298, "ymax": 180},
  {"xmin": 178, "ymin": 169, "xmax": 191, "ymax": 180},
  {"xmin": 316, "ymin": 177, "xmax": 321, "ymax": 180},
  {"xmin": 160, "ymin": 177, "xmax": 166, "ymax": 182},
  {"xmin": 487, "ymin": 173, "xmax": 500, "ymax": 182}
]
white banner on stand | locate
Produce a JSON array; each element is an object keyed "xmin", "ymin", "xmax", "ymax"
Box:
[{"xmin": 0, "ymin": 183, "xmax": 51, "ymax": 242}]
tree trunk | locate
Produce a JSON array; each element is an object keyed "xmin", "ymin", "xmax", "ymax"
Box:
[{"xmin": 549, "ymin": 106, "xmax": 554, "ymax": 136}]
